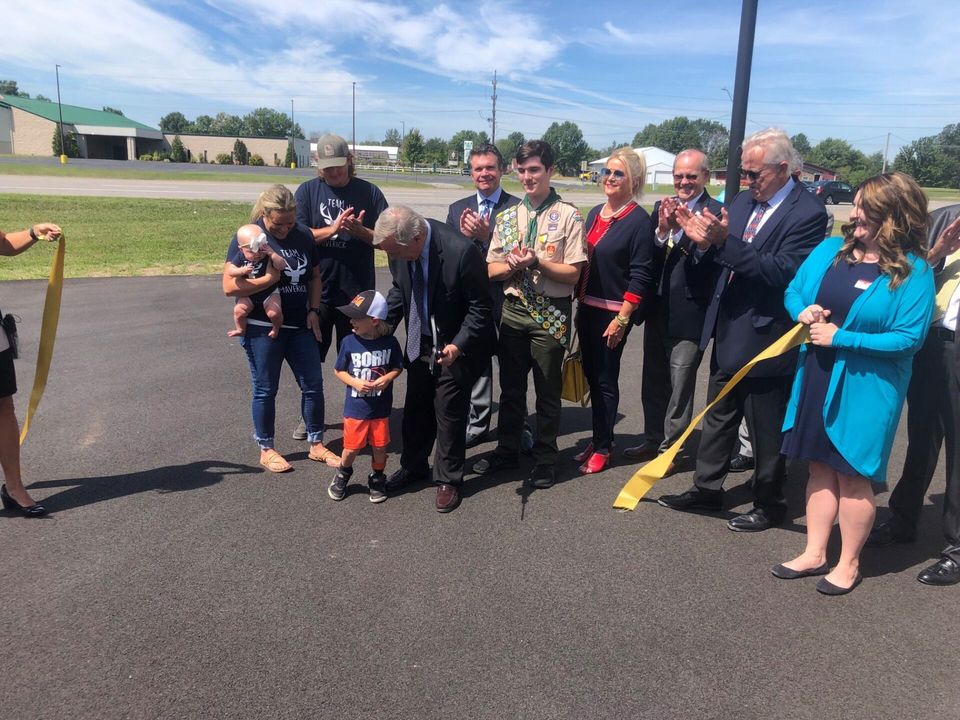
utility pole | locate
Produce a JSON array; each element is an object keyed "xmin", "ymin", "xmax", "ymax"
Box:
[
  {"xmin": 882, "ymin": 131, "xmax": 891, "ymax": 173},
  {"xmin": 352, "ymin": 82, "xmax": 356, "ymax": 153},
  {"xmin": 55, "ymin": 64, "xmax": 66, "ymax": 163},
  {"xmin": 723, "ymin": 0, "xmax": 759, "ymax": 204},
  {"xmin": 491, "ymin": 70, "xmax": 498, "ymax": 144}
]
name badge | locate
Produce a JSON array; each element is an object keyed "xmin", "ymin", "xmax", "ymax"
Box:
[{"xmin": 854, "ymin": 278, "xmax": 873, "ymax": 290}]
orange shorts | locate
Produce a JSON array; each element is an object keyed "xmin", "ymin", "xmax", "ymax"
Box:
[{"xmin": 343, "ymin": 417, "xmax": 391, "ymax": 451}]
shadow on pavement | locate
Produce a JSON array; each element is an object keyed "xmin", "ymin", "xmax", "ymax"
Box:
[{"xmin": 25, "ymin": 460, "xmax": 254, "ymax": 513}]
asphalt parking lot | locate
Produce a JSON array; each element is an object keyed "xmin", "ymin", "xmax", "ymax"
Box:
[{"xmin": 0, "ymin": 270, "xmax": 957, "ymax": 720}]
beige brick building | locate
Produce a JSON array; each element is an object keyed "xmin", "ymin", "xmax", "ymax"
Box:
[{"xmin": 168, "ymin": 134, "xmax": 310, "ymax": 167}]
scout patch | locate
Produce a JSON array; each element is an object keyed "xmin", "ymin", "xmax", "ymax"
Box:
[{"xmin": 548, "ymin": 211, "xmax": 560, "ymax": 221}]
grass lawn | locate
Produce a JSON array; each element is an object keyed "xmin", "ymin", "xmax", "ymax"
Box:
[{"xmin": 0, "ymin": 194, "xmax": 392, "ymax": 281}]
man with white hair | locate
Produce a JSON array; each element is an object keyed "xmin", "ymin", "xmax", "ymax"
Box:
[
  {"xmin": 374, "ymin": 206, "xmax": 494, "ymax": 512},
  {"xmin": 658, "ymin": 129, "xmax": 827, "ymax": 532}
]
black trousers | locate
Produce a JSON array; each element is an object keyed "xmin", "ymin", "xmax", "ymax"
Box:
[
  {"xmin": 400, "ymin": 358, "xmax": 473, "ymax": 486},
  {"xmin": 889, "ymin": 330, "xmax": 960, "ymax": 562},
  {"xmin": 315, "ymin": 302, "xmax": 354, "ymax": 363},
  {"xmin": 576, "ymin": 305, "xmax": 632, "ymax": 452},
  {"xmin": 693, "ymin": 361, "xmax": 792, "ymax": 513}
]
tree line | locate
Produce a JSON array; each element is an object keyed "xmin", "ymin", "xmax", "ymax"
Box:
[{"xmin": 159, "ymin": 109, "xmax": 304, "ymax": 140}]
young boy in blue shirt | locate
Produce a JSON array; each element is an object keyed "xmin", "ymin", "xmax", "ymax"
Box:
[{"xmin": 330, "ymin": 290, "xmax": 403, "ymax": 502}]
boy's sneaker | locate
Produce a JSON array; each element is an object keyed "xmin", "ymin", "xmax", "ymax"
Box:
[
  {"xmin": 328, "ymin": 468, "xmax": 352, "ymax": 501},
  {"xmin": 368, "ymin": 471, "xmax": 387, "ymax": 504}
]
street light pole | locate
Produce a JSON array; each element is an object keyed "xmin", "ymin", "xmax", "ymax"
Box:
[
  {"xmin": 55, "ymin": 64, "xmax": 66, "ymax": 163},
  {"xmin": 723, "ymin": 0, "xmax": 759, "ymax": 204},
  {"xmin": 352, "ymin": 82, "xmax": 356, "ymax": 154}
]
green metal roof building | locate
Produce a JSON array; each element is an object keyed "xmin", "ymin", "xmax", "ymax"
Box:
[{"xmin": 0, "ymin": 95, "xmax": 164, "ymax": 159}]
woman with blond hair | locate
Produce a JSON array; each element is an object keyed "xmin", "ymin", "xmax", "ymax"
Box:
[
  {"xmin": 774, "ymin": 172, "xmax": 935, "ymax": 594},
  {"xmin": 223, "ymin": 185, "xmax": 338, "ymax": 473},
  {"xmin": 573, "ymin": 148, "xmax": 656, "ymax": 474}
]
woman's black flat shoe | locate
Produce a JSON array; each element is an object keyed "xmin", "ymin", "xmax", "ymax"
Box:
[{"xmin": 1, "ymin": 484, "xmax": 48, "ymax": 517}]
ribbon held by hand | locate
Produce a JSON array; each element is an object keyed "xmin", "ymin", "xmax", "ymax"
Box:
[{"xmin": 613, "ymin": 323, "xmax": 809, "ymax": 511}]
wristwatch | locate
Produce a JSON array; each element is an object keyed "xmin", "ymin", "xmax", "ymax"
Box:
[
  {"xmin": 28, "ymin": 227, "xmax": 38, "ymax": 242},
  {"xmin": 309, "ymin": 307, "xmax": 321, "ymax": 315}
]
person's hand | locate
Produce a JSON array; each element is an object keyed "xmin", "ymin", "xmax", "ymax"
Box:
[
  {"xmin": 459, "ymin": 208, "xmax": 492, "ymax": 242},
  {"xmin": 699, "ymin": 207, "xmax": 728, "ymax": 245},
  {"xmin": 240, "ymin": 264, "xmax": 256, "ymax": 276},
  {"xmin": 658, "ymin": 197, "xmax": 680, "ymax": 235},
  {"xmin": 340, "ymin": 209, "xmax": 367, "ymax": 235},
  {"xmin": 368, "ymin": 375, "xmax": 392, "ymax": 392},
  {"xmin": 33, "ymin": 223, "xmax": 62, "ymax": 241},
  {"xmin": 602, "ymin": 318, "xmax": 627, "ymax": 349},
  {"xmin": 798, "ymin": 305, "xmax": 829, "ymax": 325},
  {"xmin": 674, "ymin": 205, "xmax": 708, "ymax": 247},
  {"xmin": 307, "ymin": 309, "xmax": 322, "ymax": 341},
  {"xmin": 436, "ymin": 344, "xmax": 460, "ymax": 367},
  {"xmin": 928, "ymin": 216, "xmax": 960, "ymax": 265},
  {"xmin": 809, "ymin": 319, "xmax": 838, "ymax": 347},
  {"xmin": 507, "ymin": 246, "xmax": 538, "ymax": 270}
]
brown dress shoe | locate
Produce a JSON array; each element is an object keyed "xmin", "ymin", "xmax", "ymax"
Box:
[{"xmin": 436, "ymin": 483, "xmax": 461, "ymax": 513}]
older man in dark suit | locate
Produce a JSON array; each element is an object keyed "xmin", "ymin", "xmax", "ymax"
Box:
[
  {"xmin": 868, "ymin": 204, "xmax": 960, "ymax": 585},
  {"xmin": 658, "ymin": 129, "xmax": 827, "ymax": 532},
  {"xmin": 627, "ymin": 149, "xmax": 723, "ymax": 466},
  {"xmin": 375, "ymin": 206, "xmax": 494, "ymax": 512},
  {"xmin": 446, "ymin": 144, "xmax": 520, "ymax": 448}
]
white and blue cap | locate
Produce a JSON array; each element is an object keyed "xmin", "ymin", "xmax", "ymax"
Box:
[{"xmin": 337, "ymin": 290, "xmax": 388, "ymax": 320}]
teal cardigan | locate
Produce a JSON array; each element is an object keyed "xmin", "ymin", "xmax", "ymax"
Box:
[{"xmin": 782, "ymin": 236, "xmax": 935, "ymax": 482}]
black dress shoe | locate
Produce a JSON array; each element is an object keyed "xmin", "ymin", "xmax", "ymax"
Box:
[
  {"xmin": 623, "ymin": 440, "xmax": 659, "ymax": 461},
  {"xmin": 435, "ymin": 483, "xmax": 461, "ymax": 513},
  {"xmin": 771, "ymin": 562, "xmax": 830, "ymax": 579},
  {"xmin": 727, "ymin": 507, "xmax": 784, "ymax": 532},
  {"xmin": 529, "ymin": 464, "xmax": 556, "ymax": 489},
  {"xmin": 865, "ymin": 520, "xmax": 916, "ymax": 548},
  {"xmin": 657, "ymin": 487, "xmax": 723, "ymax": 512},
  {"xmin": 384, "ymin": 468, "xmax": 427, "ymax": 493},
  {"xmin": 728, "ymin": 454, "xmax": 755, "ymax": 473},
  {"xmin": 816, "ymin": 573, "xmax": 862, "ymax": 596},
  {"xmin": 917, "ymin": 557, "xmax": 960, "ymax": 586},
  {"xmin": 0, "ymin": 484, "xmax": 47, "ymax": 517},
  {"xmin": 472, "ymin": 453, "xmax": 519, "ymax": 476},
  {"xmin": 464, "ymin": 431, "xmax": 489, "ymax": 450}
]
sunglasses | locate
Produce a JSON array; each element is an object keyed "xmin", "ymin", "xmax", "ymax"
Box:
[
  {"xmin": 673, "ymin": 173, "xmax": 700, "ymax": 181},
  {"xmin": 600, "ymin": 168, "xmax": 626, "ymax": 179},
  {"xmin": 739, "ymin": 167, "xmax": 764, "ymax": 181}
]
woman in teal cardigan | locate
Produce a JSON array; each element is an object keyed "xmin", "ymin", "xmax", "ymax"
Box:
[{"xmin": 774, "ymin": 172, "xmax": 935, "ymax": 595}]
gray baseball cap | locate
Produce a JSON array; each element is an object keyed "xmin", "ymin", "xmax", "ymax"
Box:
[{"xmin": 316, "ymin": 133, "xmax": 349, "ymax": 169}]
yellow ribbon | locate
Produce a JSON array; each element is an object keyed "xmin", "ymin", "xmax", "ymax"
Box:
[
  {"xmin": 19, "ymin": 233, "xmax": 65, "ymax": 444},
  {"xmin": 613, "ymin": 323, "xmax": 810, "ymax": 510}
]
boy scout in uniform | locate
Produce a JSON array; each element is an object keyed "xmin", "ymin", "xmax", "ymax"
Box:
[{"xmin": 473, "ymin": 140, "xmax": 587, "ymax": 488}]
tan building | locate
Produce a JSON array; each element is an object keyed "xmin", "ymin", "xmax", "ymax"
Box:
[
  {"xmin": 0, "ymin": 94, "xmax": 164, "ymax": 159},
  {"xmin": 169, "ymin": 134, "xmax": 310, "ymax": 167}
]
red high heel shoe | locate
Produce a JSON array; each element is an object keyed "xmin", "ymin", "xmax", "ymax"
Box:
[
  {"xmin": 579, "ymin": 451, "xmax": 610, "ymax": 475},
  {"xmin": 573, "ymin": 443, "xmax": 594, "ymax": 463}
]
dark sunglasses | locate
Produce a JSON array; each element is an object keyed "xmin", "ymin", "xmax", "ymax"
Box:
[
  {"xmin": 600, "ymin": 168, "xmax": 626, "ymax": 179},
  {"xmin": 739, "ymin": 167, "xmax": 763, "ymax": 181},
  {"xmin": 673, "ymin": 173, "xmax": 700, "ymax": 181}
]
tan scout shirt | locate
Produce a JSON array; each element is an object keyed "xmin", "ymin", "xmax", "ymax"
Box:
[{"xmin": 487, "ymin": 197, "xmax": 587, "ymax": 299}]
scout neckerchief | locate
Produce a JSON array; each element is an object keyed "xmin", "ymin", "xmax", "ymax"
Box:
[{"xmin": 495, "ymin": 187, "xmax": 569, "ymax": 348}]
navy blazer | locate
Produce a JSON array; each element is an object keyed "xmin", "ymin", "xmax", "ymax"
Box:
[
  {"xmin": 700, "ymin": 182, "xmax": 827, "ymax": 376},
  {"xmin": 446, "ymin": 188, "xmax": 519, "ymax": 323},
  {"xmin": 385, "ymin": 220, "xmax": 495, "ymax": 387},
  {"xmin": 651, "ymin": 191, "xmax": 725, "ymax": 340}
]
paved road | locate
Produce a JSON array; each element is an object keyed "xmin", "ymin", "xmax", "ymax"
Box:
[{"xmin": 0, "ymin": 273, "xmax": 956, "ymax": 719}]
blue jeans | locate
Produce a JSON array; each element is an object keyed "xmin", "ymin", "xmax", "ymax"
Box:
[{"xmin": 240, "ymin": 325, "xmax": 324, "ymax": 449}]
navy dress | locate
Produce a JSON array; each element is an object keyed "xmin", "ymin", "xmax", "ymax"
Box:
[{"xmin": 781, "ymin": 259, "xmax": 883, "ymax": 486}]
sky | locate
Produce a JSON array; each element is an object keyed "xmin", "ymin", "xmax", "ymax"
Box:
[{"xmin": 3, "ymin": 0, "xmax": 959, "ymax": 160}]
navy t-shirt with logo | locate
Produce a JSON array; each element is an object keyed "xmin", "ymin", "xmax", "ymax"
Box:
[
  {"xmin": 294, "ymin": 176, "xmax": 388, "ymax": 306},
  {"xmin": 334, "ymin": 333, "xmax": 403, "ymax": 420},
  {"xmin": 225, "ymin": 220, "xmax": 319, "ymax": 329}
]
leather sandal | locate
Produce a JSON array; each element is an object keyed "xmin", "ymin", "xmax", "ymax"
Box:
[
  {"xmin": 308, "ymin": 445, "xmax": 341, "ymax": 468},
  {"xmin": 260, "ymin": 449, "xmax": 293, "ymax": 473}
]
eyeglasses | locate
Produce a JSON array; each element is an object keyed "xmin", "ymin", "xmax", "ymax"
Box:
[
  {"xmin": 739, "ymin": 167, "xmax": 764, "ymax": 181},
  {"xmin": 600, "ymin": 168, "xmax": 626, "ymax": 179},
  {"xmin": 673, "ymin": 173, "xmax": 700, "ymax": 181}
]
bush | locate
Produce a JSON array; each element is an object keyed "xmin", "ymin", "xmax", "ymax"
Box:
[
  {"xmin": 170, "ymin": 135, "xmax": 187, "ymax": 163},
  {"xmin": 215, "ymin": 153, "xmax": 233, "ymax": 165},
  {"xmin": 51, "ymin": 125, "xmax": 80, "ymax": 157},
  {"xmin": 249, "ymin": 154, "xmax": 265, "ymax": 166},
  {"xmin": 233, "ymin": 139, "xmax": 249, "ymax": 165},
  {"xmin": 139, "ymin": 153, "xmax": 154, "ymax": 161}
]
